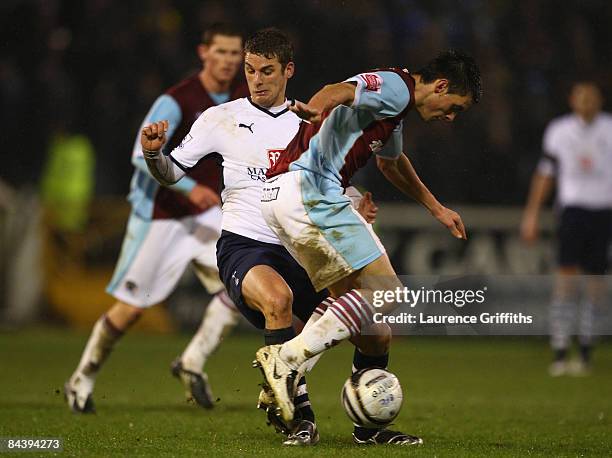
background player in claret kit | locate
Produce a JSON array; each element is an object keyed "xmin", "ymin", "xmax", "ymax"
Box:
[
  {"xmin": 141, "ymin": 28, "xmax": 387, "ymax": 446},
  {"xmin": 256, "ymin": 50, "xmax": 482, "ymax": 440},
  {"xmin": 64, "ymin": 24, "xmax": 249, "ymax": 413},
  {"xmin": 521, "ymin": 81, "xmax": 612, "ymax": 376}
]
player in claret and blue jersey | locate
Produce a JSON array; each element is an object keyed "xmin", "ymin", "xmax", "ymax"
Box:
[
  {"xmin": 65, "ymin": 23, "xmax": 249, "ymax": 414},
  {"xmin": 256, "ymin": 50, "xmax": 482, "ymax": 442}
]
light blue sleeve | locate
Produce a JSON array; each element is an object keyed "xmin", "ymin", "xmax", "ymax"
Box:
[
  {"xmin": 131, "ymin": 95, "xmax": 197, "ymax": 194},
  {"xmin": 376, "ymin": 121, "xmax": 403, "ymax": 160},
  {"xmin": 345, "ymin": 71, "xmax": 411, "ymax": 119}
]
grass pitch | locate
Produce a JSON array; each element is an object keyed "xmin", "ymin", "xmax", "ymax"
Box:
[{"xmin": 1, "ymin": 327, "xmax": 611, "ymax": 457}]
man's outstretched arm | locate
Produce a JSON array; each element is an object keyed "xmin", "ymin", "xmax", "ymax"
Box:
[
  {"xmin": 289, "ymin": 82, "xmax": 356, "ymax": 123},
  {"xmin": 290, "ymin": 70, "xmax": 411, "ymax": 123},
  {"xmin": 377, "ymin": 153, "xmax": 467, "ymax": 240},
  {"xmin": 141, "ymin": 120, "xmax": 186, "ymax": 185}
]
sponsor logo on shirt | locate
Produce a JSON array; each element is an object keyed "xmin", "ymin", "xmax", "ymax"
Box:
[
  {"xmin": 247, "ymin": 167, "xmax": 267, "ymax": 182},
  {"xmin": 360, "ymin": 73, "xmax": 383, "ymax": 93},
  {"xmin": 238, "ymin": 122, "xmax": 255, "ymax": 133},
  {"xmin": 267, "ymin": 149, "xmax": 283, "ymax": 168},
  {"xmin": 261, "ymin": 186, "xmax": 280, "ymax": 202}
]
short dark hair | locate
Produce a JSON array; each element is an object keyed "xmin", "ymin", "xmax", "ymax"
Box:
[
  {"xmin": 416, "ymin": 49, "xmax": 482, "ymax": 103},
  {"xmin": 201, "ymin": 23, "xmax": 242, "ymax": 45},
  {"xmin": 244, "ymin": 28, "xmax": 294, "ymax": 69}
]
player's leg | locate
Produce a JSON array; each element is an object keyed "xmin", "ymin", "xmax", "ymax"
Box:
[
  {"xmin": 575, "ymin": 275, "xmax": 606, "ymax": 375},
  {"xmin": 65, "ymin": 215, "xmax": 194, "ymax": 412},
  {"xmin": 548, "ymin": 267, "xmax": 579, "ymax": 376},
  {"xmin": 348, "ymin": 325, "xmax": 422, "ymax": 446},
  {"xmin": 573, "ymin": 209, "xmax": 612, "ymax": 375},
  {"xmin": 549, "ymin": 208, "xmax": 582, "ymax": 376},
  {"xmin": 65, "ymin": 300, "xmax": 143, "ymax": 413},
  {"xmin": 242, "ymin": 265, "xmax": 294, "ymax": 329},
  {"xmin": 172, "ymin": 289, "xmax": 240, "ymax": 408},
  {"xmin": 171, "ymin": 212, "xmax": 242, "ymax": 407},
  {"xmin": 216, "ymin": 231, "xmax": 319, "ymax": 441},
  {"xmin": 175, "ymin": 289, "xmax": 239, "ymax": 375},
  {"xmin": 242, "ymin": 265, "xmax": 321, "ymax": 444},
  {"xmin": 258, "ymin": 256, "xmax": 402, "ymax": 424},
  {"xmin": 258, "ymin": 172, "xmax": 403, "ymax": 421},
  {"xmin": 281, "ymin": 274, "xmax": 335, "ymax": 446},
  {"xmin": 274, "ymin": 254, "xmax": 402, "ymax": 371}
]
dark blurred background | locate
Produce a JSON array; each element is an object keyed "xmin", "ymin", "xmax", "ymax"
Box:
[{"xmin": 2, "ymin": 0, "xmax": 612, "ymax": 204}]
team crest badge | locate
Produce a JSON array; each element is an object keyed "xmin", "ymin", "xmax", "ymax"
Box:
[
  {"xmin": 360, "ymin": 73, "xmax": 383, "ymax": 93},
  {"xmin": 267, "ymin": 149, "xmax": 283, "ymax": 168}
]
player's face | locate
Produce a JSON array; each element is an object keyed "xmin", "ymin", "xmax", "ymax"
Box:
[
  {"xmin": 199, "ymin": 35, "xmax": 243, "ymax": 83},
  {"xmin": 417, "ymin": 79, "xmax": 473, "ymax": 122},
  {"xmin": 244, "ymin": 52, "xmax": 294, "ymax": 108},
  {"xmin": 569, "ymin": 83, "xmax": 602, "ymax": 121}
]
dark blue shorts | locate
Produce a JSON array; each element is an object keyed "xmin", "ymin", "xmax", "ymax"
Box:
[
  {"xmin": 216, "ymin": 230, "xmax": 328, "ymax": 329},
  {"xmin": 558, "ymin": 207, "xmax": 612, "ymax": 274}
]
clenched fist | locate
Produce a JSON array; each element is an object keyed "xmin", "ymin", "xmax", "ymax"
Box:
[{"xmin": 141, "ymin": 120, "xmax": 169, "ymax": 154}]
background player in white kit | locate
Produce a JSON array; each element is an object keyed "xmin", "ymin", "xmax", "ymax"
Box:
[
  {"xmin": 64, "ymin": 24, "xmax": 248, "ymax": 413},
  {"xmin": 521, "ymin": 81, "xmax": 612, "ymax": 376}
]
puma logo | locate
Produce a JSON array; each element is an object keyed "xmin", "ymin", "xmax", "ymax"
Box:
[{"xmin": 238, "ymin": 122, "xmax": 254, "ymax": 133}]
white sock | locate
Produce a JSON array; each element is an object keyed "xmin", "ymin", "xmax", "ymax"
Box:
[
  {"xmin": 549, "ymin": 298, "xmax": 575, "ymax": 350},
  {"xmin": 281, "ymin": 290, "xmax": 373, "ymax": 370},
  {"xmin": 180, "ymin": 291, "xmax": 240, "ymax": 372},
  {"xmin": 299, "ymin": 297, "xmax": 333, "ymax": 373},
  {"xmin": 73, "ymin": 315, "xmax": 123, "ymax": 382}
]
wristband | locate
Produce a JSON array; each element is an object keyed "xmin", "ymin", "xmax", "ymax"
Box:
[{"xmin": 143, "ymin": 148, "xmax": 161, "ymax": 159}]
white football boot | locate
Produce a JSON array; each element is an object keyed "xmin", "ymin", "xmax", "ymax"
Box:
[
  {"xmin": 253, "ymin": 345, "xmax": 297, "ymax": 423},
  {"xmin": 64, "ymin": 372, "xmax": 96, "ymax": 413}
]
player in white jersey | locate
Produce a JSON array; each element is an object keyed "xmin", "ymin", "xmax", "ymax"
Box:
[
  {"xmin": 521, "ymin": 81, "xmax": 612, "ymax": 376},
  {"xmin": 64, "ymin": 24, "xmax": 247, "ymax": 414},
  {"xmin": 142, "ymin": 28, "xmax": 323, "ymax": 446},
  {"xmin": 254, "ymin": 50, "xmax": 481, "ymax": 431}
]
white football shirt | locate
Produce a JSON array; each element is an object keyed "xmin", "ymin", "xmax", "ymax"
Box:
[
  {"xmin": 538, "ymin": 112, "xmax": 612, "ymax": 209},
  {"xmin": 169, "ymin": 98, "xmax": 300, "ymax": 244}
]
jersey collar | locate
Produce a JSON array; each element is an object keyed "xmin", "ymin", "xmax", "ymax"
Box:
[{"xmin": 247, "ymin": 97, "xmax": 290, "ymax": 118}]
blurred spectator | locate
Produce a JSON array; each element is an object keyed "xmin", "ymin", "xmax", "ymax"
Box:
[{"xmin": 40, "ymin": 123, "xmax": 95, "ymax": 232}]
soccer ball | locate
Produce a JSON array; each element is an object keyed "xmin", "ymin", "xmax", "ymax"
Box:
[{"xmin": 341, "ymin": 368, "xmax": 403, "ymax": 428}]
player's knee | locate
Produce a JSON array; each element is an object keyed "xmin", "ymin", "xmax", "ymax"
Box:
[
  {"xmin": 367, "ymin": 323, "xmax": 392, "ymax": 353},
  {"xmin": 352, "ymin": 323, "xmax": 391, "ymax": 355},
  {"xmin": 261, "ymin": 289, "xmax": 293, "ymax": 321}
]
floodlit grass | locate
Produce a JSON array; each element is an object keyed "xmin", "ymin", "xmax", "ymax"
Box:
[{"xmin": 1, "ymin": 328, "xmax": 610, "ymax": 456}]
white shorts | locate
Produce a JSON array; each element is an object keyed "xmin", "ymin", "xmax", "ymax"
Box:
[
  {"xmin": 261, "ymin": 170, "xmax": 385, "ymax": 292},
  {"xmin": 106, "ymin": 206, "xmax": 224, "ymax": 307}
]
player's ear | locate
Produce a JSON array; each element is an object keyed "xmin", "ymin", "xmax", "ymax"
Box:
[
  {"xmin": 197, "ymin": 44, "xmax": 209, "ymax": 63},
  {"xmin": 434, "ymin": 79, "xmax": 449, "ymax": 94},
  {"xmin": 284, "ymin": 61, "xmax": 295, "ymax": 80}
]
